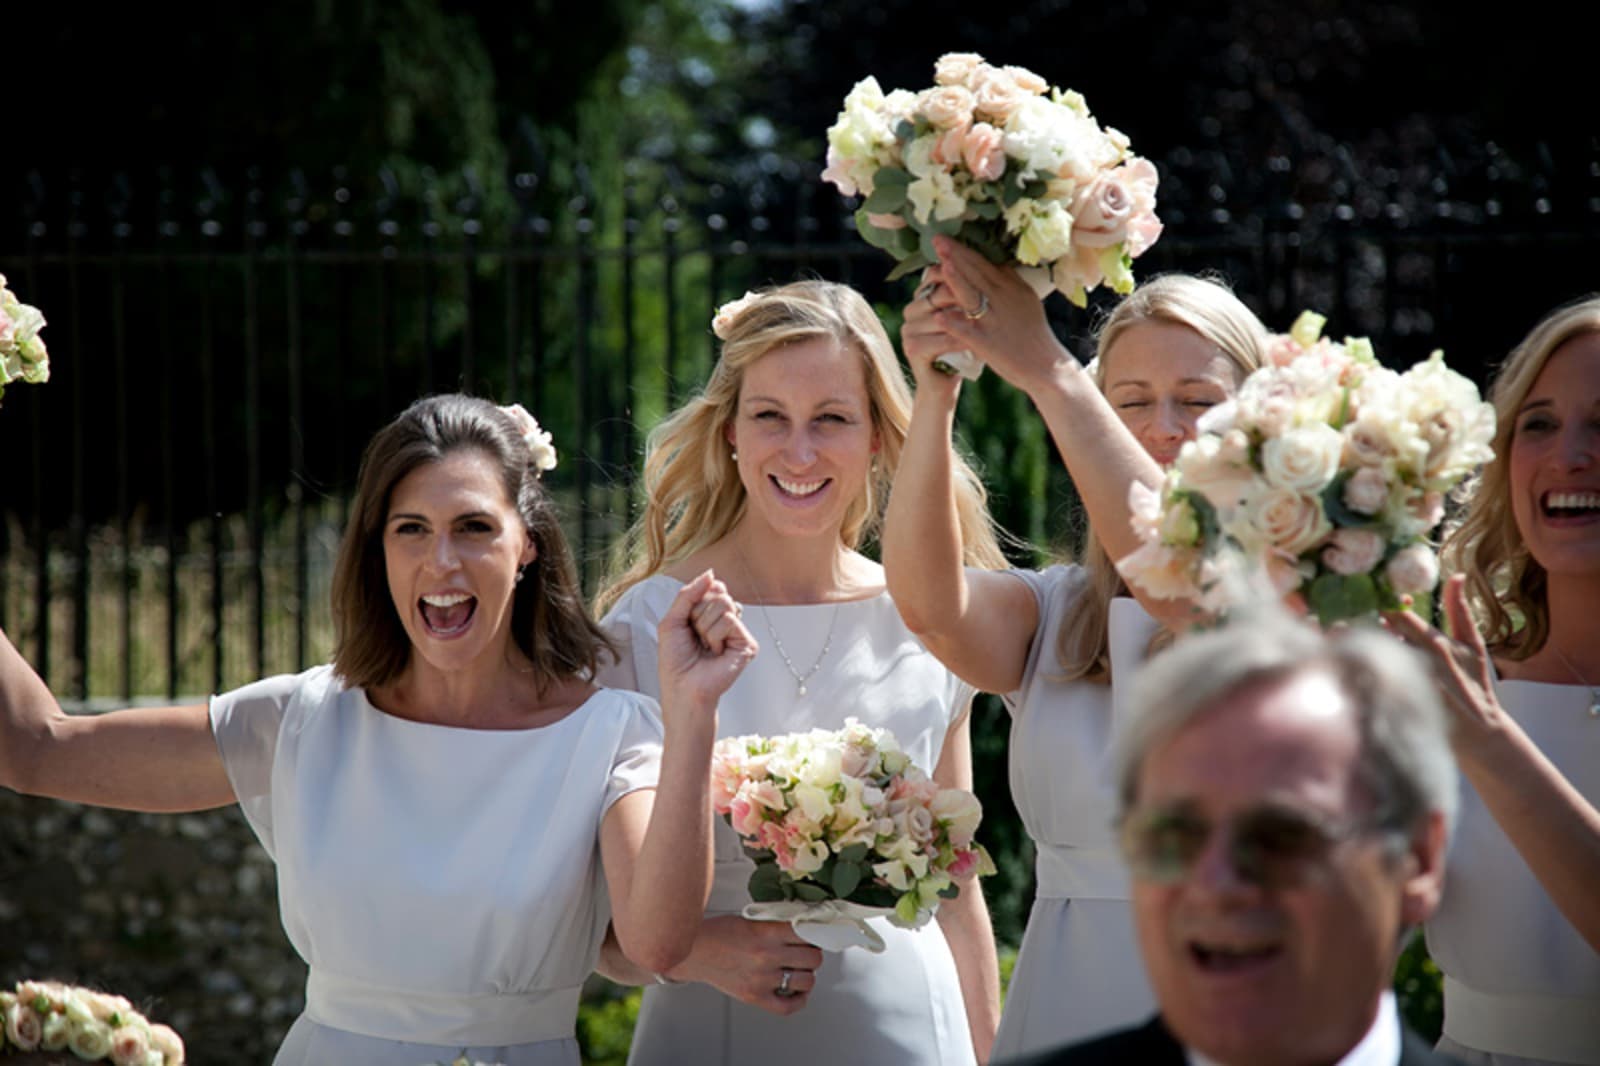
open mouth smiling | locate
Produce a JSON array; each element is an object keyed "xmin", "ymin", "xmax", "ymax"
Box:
[
  {"xmin": 771, "ymin": 475, "xmax": 829, "ymax": 499},
  {"xmin": 1188, "ymin": 937, "xmax": 1283, "ymax": 974},
  {"xmin": 419, "ymin": 592, "xmax": 477, "ymax": 636},
  {"xmin": 1541, "ymin": 490, "xmax": 1600, "ymax": 521}
]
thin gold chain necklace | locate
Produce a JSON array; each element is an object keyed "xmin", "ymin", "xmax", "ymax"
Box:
[
  {"xmin": 1547, "ymin": 644, "xmax": 1600, "ymax": 719},
  {"xmin": 733, "ymin": 543, "xmax": 841, "ymax": 698}
]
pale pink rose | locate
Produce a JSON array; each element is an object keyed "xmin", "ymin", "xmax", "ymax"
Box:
[
  {"xmin": 149, "ymin": 1023, "xmax": 185, "ymax": 1064},
  {"xmin": 960, "ymin": 122, "xmax": 1006, "ymax": 181},
  {"xmin": 5, "ymin": 1002, "xmax": 44, "ymax": 1050},
  {"xmin": 1003, "ymin": 65, "xmax": 1049, "ymax": 95},
  {"xmin": 905, "ymin": 805, "xmax": 936, "ymax": 844},
  {"xmin": 1342, "ymin": 466, "xmax": 1389, "ymax": 515},
  {"xmin": 1321, "ymin": 528, "xmax": 1387, "ymax": 576},
  {"xmin": 1385, "ymin": 543, "xmax": 1439, "ymax": 596},
  {"xmin": 971, "ymin": 67, "xmax": 1027, "ymax": 123},
  {"xmin": 1249, "ymin": 487, "xmax": 1332, "ymax": 555},
  {"xmin": 934, "ymin": 52, "xmax": 985, "ymax": 87},
  {"xmin": 728, "ymin": 794, "xmax": 763, "ymax": 837},
  {"xmin": 1263, "ymin": 334, "xmax": 1303, "ymax": 369},
  {"xmin": 839, "ymin": 743, "xmax": 872, "ymax": 778},
  {"xmin": 865, "ymin": 211, "xmax": 907, "ymax": 231},
  {"xmin": 1116, "ymin": 540, "xmax": 1201, "ymax": 601},
  {"xmin": 1344, "ymin": 418, "xmax": 1396, "ymax": 468},
  {"xmin": 1070, "ymin": 159, "xmax": 1161, "ymax": 253},
  {"xmin": 1409, "ymin": 490, "xmax": 1445, "ymax": 530},
  {"xmin": 919, "ymin": 85, "xmax": 975, "ymax": 130},
  {"xmin": 930, "ymin": 123, "xmax": 970, "ymax": 168},
  {"xmin": 1264, "ymin": 548, "xmax": 1314, "ymax": 597}
]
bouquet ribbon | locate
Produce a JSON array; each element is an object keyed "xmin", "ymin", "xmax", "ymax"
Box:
[{"xmin": 741, "ymin": 900, "xmax": 892, "ymax": 954}]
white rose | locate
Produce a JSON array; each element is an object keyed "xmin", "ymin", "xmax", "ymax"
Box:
[
  {"xmin": 1320, "ymin": 528, "xmax": 1387, "ymax": 576},
  {"xmin": 148, "ymin": 1023, "xmax": 185, "ymax": 1066},
  {"xmin": 69, "ymin": 1018, "xmax": 116, "ymax": 1061},
  {"xmin": 1385, "ymin": 543, "xmax": 1440, "ymax": 596},
  {"xmin": 1261, "ymin": 423, "xmax": 1344, "ymax": 493},
  {"xmin": 1342, "ymin": 465, "xmax": 1390, "ymax": 515},
  {"xmin": 1248, "ymin": 487, "xmax": 1332, "ymax": 555},
  {"xmin": 931, "ymin": 788, "xmax": 983, "ymax": 845},
  {"xmin": 1178, "ymin": 436, "xmax": 1260, "ymax": 511}
]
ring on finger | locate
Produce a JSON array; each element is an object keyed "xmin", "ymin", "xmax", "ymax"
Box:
[
  {"xmin": 775, "ymin": 968, "xmax": 795, "ymax": 997},
  {"xmin": 915, "ymin": 282, "xmax": 938, "ymax": 304},
  {"xmin": 962, "ymin": 292, "xmax": 990, "ymax": 321}
]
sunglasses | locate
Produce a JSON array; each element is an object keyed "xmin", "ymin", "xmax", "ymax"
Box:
[{"xmin": 1117, "ymin": 802, "xmax": 1393, "ymax": 889}]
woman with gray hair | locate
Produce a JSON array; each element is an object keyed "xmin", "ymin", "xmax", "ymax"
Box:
[{"xmin": 1384, "ymin": 295, "xmax": 1600, "ymax": 1065}]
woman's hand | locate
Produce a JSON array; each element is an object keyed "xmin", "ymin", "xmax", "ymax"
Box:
[
  {"xmin": 656, "ymin": 571, "xmax": 758, "ymax": 716},
  {"xmin": 1381, "ymin": 573, "xmax": 1506, "ymax": 754},
  {"xmin": 900, "ymin": 270, "xmax": 969, "ymax": 399},
  {"xmin": 667, "ymin": 915, "xmax": 825, "ymax": 1016},
  {"xmin": 920, "ymin": 237, "xmax": 1074, "ymax": 396}
]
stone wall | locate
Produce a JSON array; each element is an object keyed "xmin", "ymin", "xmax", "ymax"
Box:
[{"xmin": 0, "ymin": 790, "xmax": 304, "ymax": 1061}]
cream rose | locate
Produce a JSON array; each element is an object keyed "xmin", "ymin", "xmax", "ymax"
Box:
[
  {"xmin": 1249, "ymin": 487, "xmax": 1332, "ymax": 555},
  {"xmin": 934, "ymin": 52, "xmax": 985, "ymax": 87},
  {"xmin": 931, "ymin": 788, "xmax": 983, "ymax": 845},
  {"xmin": 149, "ymin": 1023, "xmax": 185, "ymax": 1065},
  {"xmin": 1017, "ymin": 201, "xmax": 1075, "ymax": 265},
  {"xmin": 69, "ymin": 1017, "xmax": 116, "ymax": 1060},
  {"xmin": 972, "ymin": 67, "xmax": 1027, "ymax": 122},
  {"xmin": 919, "ymin": 84, "xmax": 975, "ymax": 130},
  {"xmin": 1003, "ymin": 64, "xmax": 1050, "ymax": 95},
  {"xmin": 1385, "ymin": 543, "xmax": 1439, "ymax": 596},
  {"xmin": 1321, "ymin": 528, "xmax": 1387, "ymax": 576},
  {"xmin": 6, "ymin": 1001, "xmax": 44, "ymax": 1051},
  {"xmin": 1261, "ymin": 423, "xmax": 1344, "ymax": 493}
]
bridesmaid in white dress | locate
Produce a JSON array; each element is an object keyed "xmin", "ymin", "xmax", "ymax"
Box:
[
  {"xmin": 593, "ymin": 280, "xmax": 1011, "ymax": 1065},
  {"xmin": 1383, "ymin": 297, "xmax": 1600, "ymax": 1066},
  {"xmin": 0, "ymin": 394, "xmax": 758, "ymax": 1066},
  {"xmin": 884, "ymin": 236, "xmax": 1266, "ymax": 1058}
]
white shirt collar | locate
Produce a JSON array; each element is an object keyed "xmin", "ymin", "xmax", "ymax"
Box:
[{"xmin": 1185, "ymin": 990, "xmax": 1401, "ymax": 1066}]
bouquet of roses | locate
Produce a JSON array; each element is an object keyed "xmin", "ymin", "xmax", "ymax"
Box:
[
  {"xmin": 822, "ymin": 52, "xmax": 1162, "ymax": 377},
  {"xmin": 1117, "ymin": 311, "xmax": 1496, "ymax": 625},
  {"xmin": 1, "ymin": 979, "xmax": 185, "ymax": 1064},
  {"xmin": 712, "ymin": 718, "xmax": 994, "ymax": 952},
  {"xmin": 0, "ymin": 275, "xmax": 50, "ymax": 404}
]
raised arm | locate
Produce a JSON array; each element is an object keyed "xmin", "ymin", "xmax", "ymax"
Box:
[
  {"xmin": 1385, "ymin": 575, "xmax": 1600, "ymax": 952},
  {"xmin": 600, "ymin": 572, "xmax": 757, "ymax": 975},
  {"xmin": 920, "ymin": 236, "xmax": 1199, "ymax": 632},
  {"xmin": 0, "ymin": 627, "xmax": 234, "ymax": 812},
  {"xmin": 884, "ymin": 295, "xmax": 1039, "ymax": 693}
]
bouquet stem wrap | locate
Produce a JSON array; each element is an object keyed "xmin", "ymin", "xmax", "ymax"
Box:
[{"xmin": 741, "ymin": 900, "xmax": 894, "ymax": 954}]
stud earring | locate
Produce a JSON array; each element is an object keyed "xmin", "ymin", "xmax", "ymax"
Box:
[
  {"xmin": 516, "ymin": 564, "xmax": 528, "ymax": 584},
  {"xmin": 731, "ymin": 449, "xmax": 739, "ymax": 461}
]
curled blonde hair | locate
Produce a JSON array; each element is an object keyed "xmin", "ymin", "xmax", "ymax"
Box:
[
  {"xmin": 597, "ymin": 279, "xmax": 1008, "ymax": 614},
  {"xmin": 1056, "ymin": 274, "xmax": 1267, "ymax": 681},
  {"xmin": 1444, "ymin": 294, "xmax": 1600, "ymax": 659}
]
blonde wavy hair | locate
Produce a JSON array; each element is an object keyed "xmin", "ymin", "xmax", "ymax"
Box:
[
  {"xmin": 1443, "ymin": 294, "xmax": 1600, "ymax": 659},
  {"xmin": 1056, "ymin": 274, "xmax": 1267, "ymax": 682},
  {"xmin": 597, "ymin": 279, "xmax": 1009, "ymax": 614}
]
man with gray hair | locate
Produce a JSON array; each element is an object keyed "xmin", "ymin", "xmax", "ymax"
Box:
[{"xmin": 1003, "ymin": 611, "xmax": 1464, "ymax": 1066}]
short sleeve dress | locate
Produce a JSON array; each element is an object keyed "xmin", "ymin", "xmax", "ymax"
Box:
[
  {"xmin": 208, "ymin": 664, "xmax": 662, "ymax": 1066},
  {"xmin": 989, "ymin": 566, "xmax": 1161, "ymax": 1059},
  {"xmin": 1426, "ymin": 678, "xmax": 1600, "ymax": 1066},
  {"xmin": 598, "ymin": 575, "xmax": 978, "ymax": 1066}
]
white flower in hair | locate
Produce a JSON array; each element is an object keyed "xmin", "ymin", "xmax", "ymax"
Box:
[
  {"xmin": 500, "ymin": 403, "xmax": 558, "ymax": 475},
  {"xmin": 712, "ymin": 291, "xmax": 762, "ymax": 341}
]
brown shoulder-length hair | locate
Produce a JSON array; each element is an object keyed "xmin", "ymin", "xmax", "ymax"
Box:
[
  {"xmin": 1444, "ymin": 294, "xmax": 1600, "ymax": 659},
  {"xmin": 330, "ymin": 393, "xmax": 615, "ymax": 690}
]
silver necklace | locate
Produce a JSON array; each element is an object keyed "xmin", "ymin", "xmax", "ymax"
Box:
[
  {"xmin": 735, "ymin": 546, "xmax": 842, "ymax": 698},
  {"xmin": 1547, "ymin": 644, "xmax": 1600, "ymax": 719}
]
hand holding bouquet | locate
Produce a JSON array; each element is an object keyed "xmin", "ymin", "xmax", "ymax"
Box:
[
  {"xmin": 0, "ymin": 275, "xmax": 50, "ymax": 405},
  {"xmin": 1117, "ymin": 312, "xmax": 1496, "ymax": 625},
  {"xmin": 712, "ymin": 718, "xmax": 994, "ymax": 952},
  {"xmin": 823, "ymin": 52, "xmax": 1162, "ymax": 378},
  {"xmin": 1, "ymin": 979, "xmax": 184, "ymax": 1064}
]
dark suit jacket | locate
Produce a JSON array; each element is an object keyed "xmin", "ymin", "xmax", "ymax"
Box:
[{"xmin": 998, "ymin": 1013, "xmax": 1468, "ymax": 1066}]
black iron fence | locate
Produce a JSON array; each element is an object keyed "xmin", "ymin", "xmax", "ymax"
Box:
[{"xmin": 2, "ymin": 156, "xmax": 1596, "ymax": 706}]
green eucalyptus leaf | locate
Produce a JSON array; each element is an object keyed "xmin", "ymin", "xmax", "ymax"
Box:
[
  {"xmin": 1307, "ymin": 572, "xmax": 1380, "ymax": 626},
  {"xmin": 885, "ymin": 252, "xmax": 931, "ymax": 282},
  {"xmin": 863, "ymin": 182, "xmax": 908, "ymax": 215},
  {"xmin": 792, "ymin": 881, "xmax": 830, "ymax": 902},
  {"xmin": 748, "ymin": 863, "xmax": 786, "ymax": 902},
  {"xmin": 838, "ymin": 843, "xmax": 870, "ymax": 863},
  {"xmin": 831, "ymin": 862, "xmax": 863, "ymax": 898}
]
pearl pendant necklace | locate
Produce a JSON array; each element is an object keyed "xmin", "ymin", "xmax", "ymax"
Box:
[{"xmin": 1548, "ymin": 645, "xmax": 1600, "ymax": 719}]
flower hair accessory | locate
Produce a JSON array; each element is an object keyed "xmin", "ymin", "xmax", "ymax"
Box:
[
  {"xmin": 0, "ymin": 979, "xmax": 185, "ymax": 1063},
  {"xmin": 500, "ymin": 403, "xmax": 557, "ymax": 475},
  {"xmin": 711, "ymin": 291, "xmax": 762, "ymax": 341},
  {"xmin": 0, "ymin": 274, "xmax": 51, "ymax": 405}
]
